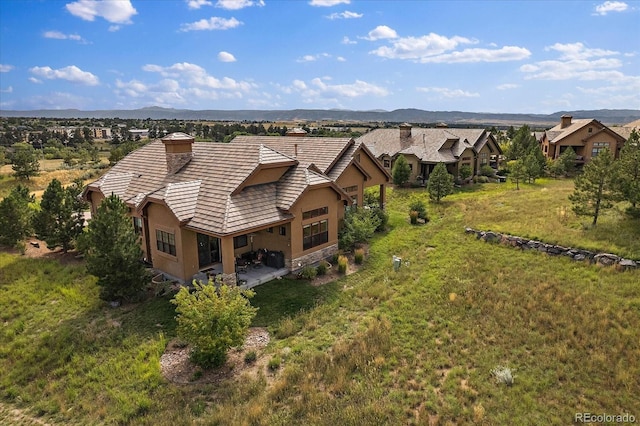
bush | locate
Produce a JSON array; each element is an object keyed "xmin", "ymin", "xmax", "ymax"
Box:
[
  {"xmin": 171, "ymin": 280, "xmax": 258, "ymax": 368},
  {"xmin": 478, "ymin": 176, "xmax": 489, "ymax": 183},
  {"xmin": 337, "ymin": 255, "xmax": 348, "ymax": 274},
  {"xmin": 459, "ymin": 164, "xmax": 472, "ymax": 181},
  {"xmin": 354, "ymin": 248, "xmax": 365, "ymax": 264},
  {"xmin": 480, "ymin": 165, "xmax": 495, "ymax": 177},
  {"xmin": 316, "ymin": 261, "xmax": 328, "ymax": 276},
  {"xmin": 491, "ymin": 366, "xmax": 515, "ymax": 386},
  {"xmin": 409, "ymin": 210, "xmax": 419, "ymax": 225},
  {"xmin": 268, "ymin": 357, "xmax": 281, "ymax": 371},
  {"xmin": 408, "ymin": 199, "xmax": 428, "ymax": 220},
  {"xmin": 339, "ymin": 207, "xmax": 380, "ymax": 250},
  {"xmin": 244, "ymin": 351, "xmax": 257, "ymax": 364},
  {"xmin": 299, "ymin": 265, "xmax": 317, "ymax": 280}
]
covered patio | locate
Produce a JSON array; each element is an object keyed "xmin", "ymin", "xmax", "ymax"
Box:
[{"xmin": 193, "ymin": 262, "xmax": 289, "ymax": 289}]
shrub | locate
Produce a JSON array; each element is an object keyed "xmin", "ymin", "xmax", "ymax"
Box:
[
  {"xmin": 491, "ymin": 366, "xmax": 515, "ymax": 386},
  {"xmin": 480, "ymin": 165, "xmax": 495, "ymax": 177},
  {"xmin": 354, "ymin": 248, "xmax": 365, "ymax": 264},
  {"xmin": 316, "ymin": 261, "xmax": 328, "ymax": 276},
  {"xmin": 459, "ymin": 164, "xmax": 473, "ymax": 181},
  {"xmin": 268, "ymin": 357, "xmax": 281, "ymax": 371},
  {"xmin": 408, "ymin": 198, "xmax": 428, "ymax": 220},
  {"xmin": 478, "ymin": 176, "xmax": 489, "ymax": 183},
  {"xmin": 339, "ymin": 207, "xmax": 380, "ymax": 250},
  {"xmin": 299, "ymin": 265, "xmax": 317, "ymax": 280},
  {"xmin": 409, "ymin": 210, "xmax": 419, "ymax": 225},
  {"xmin": 244, "ymin": 351, "xmax": 257, "ymax": 364},
  {"xmin": 337, "ymin": 255, "xmax": 348, "ymax": 274},
  {"xmin": 171, "ymin": 280, "xmax": 258, "ymax": 368}
]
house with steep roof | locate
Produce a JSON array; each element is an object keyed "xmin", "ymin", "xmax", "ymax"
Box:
[
  {"xmin": 356, "ymin": 123, "xmax": 502, "ymax": 183},
  {"xmin": 83, "ymin": 132, "xmax": 389, "ymax": 286},
  {"xmin": 611, "ymin": 119, "xmax": 640, "ymax": 143},
  {"xmin": 540, "ymin": 115, "xmax": 626, "ymax": 164}
]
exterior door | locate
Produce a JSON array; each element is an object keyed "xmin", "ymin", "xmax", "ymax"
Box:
[{"xmin": 197, "ymin": 233, "xmax": 220, "ymax": 268}]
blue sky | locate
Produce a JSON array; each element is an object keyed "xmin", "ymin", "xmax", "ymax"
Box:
[{"xmin": 0, "ymin": 0, "xmax": 639, "ymax": 113}]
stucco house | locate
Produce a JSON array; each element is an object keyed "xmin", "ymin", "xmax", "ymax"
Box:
[
  {"xmin": 82, "ymin": 132, "xmax": 389, "ymax": 286},
  {"xmin": 540, "ymin": 115, "xmax": 626, "ymax": 164},
  {"xmin": 356, "ymin": 123, "xmax": 502, "ymax": 184}
]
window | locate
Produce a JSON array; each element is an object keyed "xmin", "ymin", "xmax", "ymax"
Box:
[
  {"xmin": 462, "ymin": 156, "xmax": 471, "ymax": 161},
  {"xmin": 383, "ymin": 159, "xmax": 390, "ymax": 168},
  {"xmin": 266, "ymin": 227, "xmax": 273, "ymax": 233},
  {"xmin": 233, "ymin": 234, "xmax": 248, "ymax": 249},
  {"xmin": 279, "ymin": 226, "xmax": 286, "ymax": 236},
  {"xmin": 302, "ymin": 206, "xmax": 328, "ymax": 220},
  {"xmin": 156, "ymin": 230, "xmax": 176, "ymax": 256},
  {"xmin": 592, "ymin": 142, "xmax": 609, "ymax": 158},
  {"xmin": 588, "ymin": 127, "xmax": 593, "ymax": 133},
  {"xmin": 303, "ymin": 220, "xmax": 328, "ymax": 250},
  {"xmin": 408, "ymin": 164, "xmax": 413, "ymax": 171},
  {"xmin": 133, "ymin": 217, "xmax": 143, "ymax": 235},
  {"xmin": 343, "ymin": 185, "xmax": 358, "ymax": 193},
  {"xmin": 480, "ymin": 152, "xmax": 488, "ymax": 164}
]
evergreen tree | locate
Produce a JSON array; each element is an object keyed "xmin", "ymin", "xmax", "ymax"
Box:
[
  {"xmin": 558, "ymin": 146, "xmax": 577, "ymax": 177},
  {"xmin": 0, "ymin": 185, "xmax": 34, "ymax": 247},
  {"xmin": 506, "ymin": 125, "xmax": 538, "ymax": 161},
  {"xmin": 523, "ymin": 152, "xmax": 543, "ymax": 183},
  {"xmin": 569, "ymin": 148, "xmax": 617, "ymax": 226},
  {"xmin": 391, "ymin": 154, "xmax": 411, "ymax": 186},
  {"xmin": 78, "ymin": 194, "xmax": 147, "ymax": 302},
  {"xmin": 11, "ymin": 143, "xmax": 40, "ymax": 180},
  {"xmin": 427, "ymin": 162, "xmax": 454, "ymax": 203},
  {"xmin": 615, "ymin": 130, "xmax": 640, "ymax": 213},
  {"xmin": 510, "ymin": 159, "xmax": 527, "ymax": 190},
  {"xmin": 33, "ymin": 179, "xmax": 86, "ymax": 252}
]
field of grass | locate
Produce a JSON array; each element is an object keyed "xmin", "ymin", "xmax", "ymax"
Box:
[{"xmin": 1, "ymin": 179, "xmax": 639, "ymax": 425}]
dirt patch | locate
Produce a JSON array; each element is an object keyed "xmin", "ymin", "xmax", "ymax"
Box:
[
  {"xmin": 1, "ymin": 238, "xmax": 84, "ymax": 265},
  {"xmin": 160, "ymin": 327, "xmax": 271, "ymax": 384},
  {"xmin": 309, "ymin": 245, "xmax": 367, "ymax": 287}
]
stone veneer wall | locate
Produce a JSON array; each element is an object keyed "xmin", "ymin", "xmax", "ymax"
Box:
[
  {"xmin": 289, "ymin": 243, "xmax": 339, "ymax": 272},
  {"xmin": 166, "ymin": 152, "xmax": 193, "ymax": 174},
  {"xmin": 465, "ymin": 227, "xmax": 639, "ymax": 270}
]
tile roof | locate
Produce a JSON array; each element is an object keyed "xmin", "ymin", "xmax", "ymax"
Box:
[
  {"xmin": 86, "ymin": 136, "xmax": 352, "ymax": 237},
  {"xmin": 357, "ymin": 127, "xmax": 491, "ymax": 163},
  {"xmin": 546, "ymin": 119, "xmax": 594, "ymax": 143}
]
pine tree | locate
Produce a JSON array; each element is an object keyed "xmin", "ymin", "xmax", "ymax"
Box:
[
  {"xmin": 11, "ymin": 143, "xmax": 40, "ymax": 180},
  {"xmin": 569, "ymin": 148, "xmax": 617, "ymax": 226},
  {"xmin": 558, "ymin": 146, "xmax": 577, "ymax": 177},
  {"xmin": 427, "ymin": 162, "xmax": 454, "ymax": 203},
  {"xmin": 523, "ymin": 152, "xmax": 543, "ymax": 183},
  {"xmin": 391, "ymin": 154, "xmax": 411, "ymax": 187},
  {"xmin": 78, "ymin": 194, "xmax": 147, "ymax": 302},
  {"xmin": 615, "ymin": 130, "xmax": 640, "ymax": 213},
  {"xmin": 33, "ymin": 179, "xmax": 86, "ymax": 252},
  {"xmin": 0, "ymin": 185, "xmax": 34, "ymax": 247},
  {"xmin": 510, "ymin": 159, "xmax": 527, "ymax": 190}
]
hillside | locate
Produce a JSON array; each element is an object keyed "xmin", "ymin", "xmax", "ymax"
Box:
[{"xmin": 2, "ymin": 107, "xmax": 639, "ymax": 127}]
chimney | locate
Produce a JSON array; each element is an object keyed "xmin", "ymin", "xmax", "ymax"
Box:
[
  {"xmin": 399, "ymin": 123, "xmax": 412, "ymax": 148},
  {"xmin": 560, "ymin": 114, "xmax": 572, "ymax": 129},
  {"xmin": 161, "ymin": 132, "xmax": 194, "ymax": 174}
]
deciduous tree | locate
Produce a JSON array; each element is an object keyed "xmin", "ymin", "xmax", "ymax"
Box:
[{"xmin": 172, "ymin": 280, "xmax": 257, "ymax": 368}]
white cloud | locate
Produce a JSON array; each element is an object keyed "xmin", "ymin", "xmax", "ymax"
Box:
[
  {"xmin": 417, "ymin": 87, "xmax": 480, "ymax": 98},
  {"xmin": 497, "ymin": 83, "xmax": 519, "ymax": 90},
  {"xmin": 218, "ymin": 51, "xmax": 237, "ymax": 62},
  {"xmin": 65, "ymin": 0, "xmax": 137, "ymax": 24},
  {"xmin": 309, "ymin": 0, "xmax": 350, "ymax": 6},
  {"xmin": 326, "ymin": 10, "xmax": 362, "ymax": 19},
  {"xmin": 417, "ymin": 46, "xmax": 531, "ymax": 63},
  {"xmin": 1, "ymin": 86, "xmax": 13, "ymax": 93},
  {"xmin": 520, "ymin": 42, "xmax": 631, "ymax": 82},
  {"xmin": 370, "ymin": 33, "xmax": 473, "ymax": 58},
  {"xmin": 43, "ymin": 30, "xmax": 86, "ymax": 43},
  {"xmin": 142, "ymin": 62, "xmax": 255, "ymax": 91},
  {"xmin": 336, "ymin": 56, "xmax": 346, "ymax": 62},
  {"xmin": 29, "ymin": 65, "xmax": 100, "ymax": 85},
  {"xmin": 186, "ymin": 0, "xmax": 212, "ymax": 9},
  {"xmin": 365, "ymin": 25, "xmax": 398, "ymax": 41},
  {"xmin": 341, "ymin": 36, "xmax": 356, "ymax": 45},
  {"xmin": 296, "ymin": 53, "xmax": 331, "ymax": 62},
  {"xmin": 0, "ymin": 64, "xmax": 14, "ymax": 72},
  {"xmin": 593, "ymin": 1, "xmax": 628, "ymax": 15},
  {"xmin": 180, "ymin": 16, "xmax": 242, "ymax": 31},
  {"xmin": 215, "ymin": 0, "xmax": 264, "ymax": 10},
  {"xmin": 29, "ymin": 77, "xmax": 43, "ymax": 84},
  {"xmin": 307, "ymin": 77, "xmax": 388, "ymax": 97}
]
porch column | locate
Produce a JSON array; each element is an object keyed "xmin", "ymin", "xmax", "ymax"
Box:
[
  {"xmin": 219, "ymin": 235, "xmax": 237, "ymax": 285},
  {"xmin": 379, "ymin": 183, "xmax": 386, "ymax": 209}
]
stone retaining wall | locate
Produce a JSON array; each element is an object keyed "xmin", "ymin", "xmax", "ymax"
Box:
[{"xmin": 465, "ymin": 227, "xmax": 639, "ymax": 271}]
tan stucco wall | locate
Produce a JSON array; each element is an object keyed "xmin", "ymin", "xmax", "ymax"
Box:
[
  {"xmin": 548, "ymin": 123, "xmax": 623, "ymax": 161},
  {"xmin": 289, "ymin": 186, "xmax": 343, "ymax": 263},
  {"xmin": 356, "ymin": 148, "xmax": 389, "ymax": 186},
  {"xmin": 336, "ymin": 165, "xmax": 364, "ymax": 207}
]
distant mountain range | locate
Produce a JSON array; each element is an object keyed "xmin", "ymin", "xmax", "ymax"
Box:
[{"xmin": 1, "ymin": 107, "xmax": 639, "ymax": 128}]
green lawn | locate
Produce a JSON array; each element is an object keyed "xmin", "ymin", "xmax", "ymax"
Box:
[{"xmin": 1, "ymin": 178, "xmax": 639, "ymax": 425}]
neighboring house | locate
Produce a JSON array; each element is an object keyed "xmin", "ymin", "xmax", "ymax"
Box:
[
  {"xmin": 356, "ymin": 123, "xmax": 502, "ymax": 183},
  {"xmin": 611, "ymin": 119, "xmax": 640, "ymax": 143},
  {"xmin": 82, "ymin": 132, "xmax": 389, "ymax": 286},
  {"xmin": 540, "ymin": 115, "xmax": 626, "ymax": 164}
]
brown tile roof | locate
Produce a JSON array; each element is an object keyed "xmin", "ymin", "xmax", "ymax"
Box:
[
  {"xmin": 357, "ymin": 127, "xmax": 492, "ymax": 163},
  {"xmin": 86, "ymin": 136, "xmax": 351, "ymax": 237},
  {"xmin": 546, "ymin": 119, "xmax": 594, "ymax": 143}
]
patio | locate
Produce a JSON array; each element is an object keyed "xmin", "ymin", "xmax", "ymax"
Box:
[{"xmin": 193, "ymin": 263, "xmax": 290, "ymax": 289}]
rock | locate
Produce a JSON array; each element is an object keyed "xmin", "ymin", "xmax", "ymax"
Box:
[{"xmin": 618, "ymin": 259, "xmax": 637, "ymax": 271}]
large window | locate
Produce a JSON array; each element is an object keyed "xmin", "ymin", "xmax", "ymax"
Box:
[
  {"xmin": 156, "ymin": 230, "xmax": 176, "ymax": 256},
  {"xmin": 132, "ymin": 217, "xmax": 143, "ymax": 235},
  {"xmin": 302, "ymin": 206, "xmax": 328, "ymax": 220},
  {"xmin": 303, "ymin": 220, "xmax": 328, "ymax": 250},
  {"xmin": 234, "ymin": 234, "xmax": 248, "ymax": 249},
  {"xmin": 480, "ymin": 152, "xmax": 488, "ymax": 165},
  {"xmin": 591, "ymin": 142, "xmax": 609, "ymax": 158}
]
